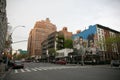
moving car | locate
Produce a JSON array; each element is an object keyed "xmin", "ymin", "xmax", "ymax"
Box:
[{"xmin": 13, "ymin": 60, "xmax": 24, "ymax": 69}]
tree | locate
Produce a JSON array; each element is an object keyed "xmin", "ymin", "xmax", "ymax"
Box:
[
  {"xmin": 105, "ymin": 36, "xmax": 120, "ymax": 52},
  {"xmin": 64, "ymin": 39, "xmax": 73, "ymax": 48},
  {"xmin": 15, "ymin": 53, "xmax": 29, "ymax": 60},
  {"xmin": 105, "ymin": 36, "xmax": 120, "ymax": 44},
  {"xmin": 48, "ymin": 48, "xmax": 56, "ymax": 56},
  {"xmin": 48, "ymin": 48, "xmax": 56, "ymax": 61}
]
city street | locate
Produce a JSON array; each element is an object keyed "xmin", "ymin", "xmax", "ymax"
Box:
[
  {"xmin": 1, "ymin": 1, "xmax": 120, "ymax": 80},
  {"xmin": 5, "ymin": 62, "xmax": 120, "ymax": 80}
]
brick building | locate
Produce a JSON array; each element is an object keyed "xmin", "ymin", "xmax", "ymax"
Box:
[
  {"xmin": 59, "ymin": 27, "xmax": 72, "ymax": 39},
  {"xmin": 27, "ymin": 18, "xmax": 56, "ymax": 58},
  {"xmin": 72, "ymin": 24, "xmax": 120, "ymax": 62},
  {"xmin": 41, "ymin": 27, "xmax": 73, "ymax": 60}
]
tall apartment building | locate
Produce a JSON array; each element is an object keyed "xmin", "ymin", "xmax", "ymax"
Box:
[
  {"xmin": 27, "ymin": 18, "xmax": 56, "ymax": 58},
  {"xmin": 72, "ymin": 24, "xmax": 120, "ymax": 61},
  {"xmin": 0, "ymin": 0, "xmax": 8, "ymax": 55}
]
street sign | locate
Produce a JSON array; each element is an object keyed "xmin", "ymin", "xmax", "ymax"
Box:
[{"xmin": 20, "ymin": 50, "xmax": 28, "ymax": 54}]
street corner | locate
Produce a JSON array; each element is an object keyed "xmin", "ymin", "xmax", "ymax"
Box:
[{"xmin": 0, "ymin": 68, "xmax": 12, "ymax": 80}]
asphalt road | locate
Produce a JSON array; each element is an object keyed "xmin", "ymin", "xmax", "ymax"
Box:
[{"xmin": 5, "ymin": 62, "xmax": 120, "ymax": 80}]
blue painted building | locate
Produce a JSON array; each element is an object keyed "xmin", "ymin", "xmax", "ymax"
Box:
[
  {"xmin": 72, "ymin": 24, "xmax": 97, "ymax": 40},
  {"xmin": 72, "ymin": 24, "xmax": 120, "ymax": 62},
  {"xmin": 72, "ymin": 24, "xmax": 98, "ymax": 47}
]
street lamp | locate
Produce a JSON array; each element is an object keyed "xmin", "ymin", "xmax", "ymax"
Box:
[
  {"xmin": 11, "ymin": 25, "xmax": 25, "ymax": 34},
  {"xmin": 9, "ymin": 25, "xmax": 25, "ymax": 43},
  {"xmin": 5, "ymin": 25, "xmax": 25, "ymax": 70},
  {"xmin": 10, "ymin": 25, "xmax": 25, "ymax": 37},
  {"xmin": 10, "ymin": 25, "xmax": 25, "ymax": 57}
]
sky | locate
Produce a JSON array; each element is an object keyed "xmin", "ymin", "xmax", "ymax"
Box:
[{"xmin": 6, "ymin": 0, "xmax": 120, "ymax": 50}]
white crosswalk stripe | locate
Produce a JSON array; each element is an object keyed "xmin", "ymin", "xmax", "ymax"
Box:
[
  {"xmin": 31, "ymin": 68, "xmax": 37, "ymax": 71},
  {"xmin": 15, "ymin": 70, "xmax": 18, "ymax": 73},
  {"xmin": 35, "ymin": 67, "xmax": 42, "ymax": 71},
  {"xmin": 43, "ymin": 68, "xmax": 47, "ymax": 70},
  {"xmin": 25, "ymin": 68, "xmax": 31, "ymax": 72},
  {"xmin": 21, "ymin": 69, "xmax": 25, "ymax": 72}
]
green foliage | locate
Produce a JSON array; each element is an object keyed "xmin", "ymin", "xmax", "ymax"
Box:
[
  {"xmin": 64, "ymin": 39, "xmax": 73, "ymax": 48},
  {"xmin": 105, "ymin": 37, "xmax": 120, "ymax": 44},
  {"xmin": 14, "ymin": 54, "xmax": 29, "ymax": 60},
  {"xmin": 56, "ymin": 34, "xmax": 73, "ymax": 49},
  {"xmin": 104, "ymin": 36, "xmax": 120, "ymax": 51},
  {"xmin": 116, "ymin": 37, "xmax": 120, "ymax": 43},
  {"xmin": 48, "ymin": 48, "xmax": 56, "ymax": 56}
]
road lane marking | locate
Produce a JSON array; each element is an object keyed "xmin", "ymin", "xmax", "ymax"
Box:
[
  {"xmin": 31, "ymin": 68, "xmax": 37, "ymax": 71},
  {"xmin": 42, "ymin": 68, "xmax": 47, "ymax": 70},
  {"xmin": 35, "ymin": 67, "xmax": 42, "ymax": 70},
  {"xmin": 15, "ymin": 70, "xmax": 18, "ymax": 73},
  {"xmin": 25, "ymin": 68, "xmax": 31, "ymax": 72},
  {"xmin": 21, "ymin": 69, "xmax": 25, "ymax": 72}
]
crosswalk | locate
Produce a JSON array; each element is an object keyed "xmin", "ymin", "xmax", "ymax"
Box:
[
  {"xmin": 12, "ymin": 65, "xmax": 116, "ymax": 74},
  {"xmin": 13, "ymin": 66, "xmax": 90, "ymax": 74}
]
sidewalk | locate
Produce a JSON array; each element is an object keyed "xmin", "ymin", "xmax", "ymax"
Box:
[
  {"xmin": 0, "ymin": 63, "xmax": 11, "ymax": 80},
  {"xmin": 0, "ymin": 70, "xmax": 10, "ymax": 80}
]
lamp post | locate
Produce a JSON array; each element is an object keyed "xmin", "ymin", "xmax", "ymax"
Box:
[
  {"xmin": 11, "ymin": 25, "xmax": 25, "ymax": 34},
  {"xmin": 10, "ymin": 25, "xmax": 25, "ymax": 58},
  {"xmin": 10, "ymin": 25, "xmax": 25, "ymax": 41},
  {"xmin": 5, "ymin": 25, "xmax": 25, "ymax": 70}
]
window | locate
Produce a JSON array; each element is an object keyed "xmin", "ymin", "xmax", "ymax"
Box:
[{"xmin": 97, "ymin": 28, "xmax": 100, "ymax": 34}]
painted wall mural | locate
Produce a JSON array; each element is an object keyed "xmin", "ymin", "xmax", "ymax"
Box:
[{"xmin": 72, "ymin": 25, "xmax": 98, "ymax": 55}]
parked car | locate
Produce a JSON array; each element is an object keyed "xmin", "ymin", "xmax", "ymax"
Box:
[
  {"xmin": 55, "ymin": 59, "xmax": 67, "ymax": 65},
  {"xmin": 13, "ymin": 60, "xmax": 24, "ymax": 69},
  {"xmin": 111, "ymin": 60, "xmax": 120, "ymax": 67}
]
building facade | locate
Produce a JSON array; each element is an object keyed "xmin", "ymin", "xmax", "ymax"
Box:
[
  {"xmin": 27, "ymin": 18, "xmax": 56, "ymax": 58},
  {"xmin": 0, "ymin": 0, "xmax": 8, "ymax": 56},
  {"xmin": 59, "ymin": 27, "xmax": 72, "ymax": 39},
  {"xmin": 41, "ymin": 27, "xmax": 73, "ymax": 60},
  {"xmin": 72, "ymin": 24, "xmax": 120, "ymax": 62}
]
